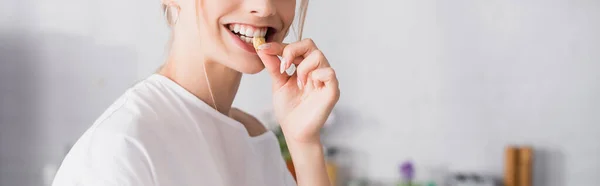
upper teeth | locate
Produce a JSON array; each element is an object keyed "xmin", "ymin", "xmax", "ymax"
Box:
[{"xmin": 229, "ymin": 23, "xmax": 267, "ymax": 38}]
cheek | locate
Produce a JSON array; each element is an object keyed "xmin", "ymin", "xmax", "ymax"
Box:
[
  {"xmin": 198, "ymin": 0, "xmax": 228, "ymax": 34},
  {"xmin": 278, "ymin": 1, "xmax": 297, "ymax": 34}
]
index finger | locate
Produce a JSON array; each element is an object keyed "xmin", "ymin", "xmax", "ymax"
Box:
[
  {"xmin": 282, "ymin": 38, "xmax": 319, "ymax": 62},
  {"xmin": 257, "ymin": 42, "xmax": 288, "ymax": 56},
  {"xmin": 280, "ymin": 38, "xmax": 323, "ymax": 71}
]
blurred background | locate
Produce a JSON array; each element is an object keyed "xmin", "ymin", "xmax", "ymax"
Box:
[{"xmin": 1, "ymin": 0, "xmax": 599, "ymax": 186}]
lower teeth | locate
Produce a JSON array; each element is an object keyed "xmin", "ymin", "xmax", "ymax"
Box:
[
  {"xmin": 238, "ymin": 35, "xmax": 251, "ymax": 43},
  {"xmin": 234, "ymin": 31, "xmax": 266, "ymax": 44}
]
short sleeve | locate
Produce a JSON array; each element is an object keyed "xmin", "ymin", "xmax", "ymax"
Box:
[
  {"xmin": 53, "ymin": 129, "xmax": 156, "ymax": 186},
  {"xmin": 84, "ymin": 130, "xmax": 156, "ymax": 186}
]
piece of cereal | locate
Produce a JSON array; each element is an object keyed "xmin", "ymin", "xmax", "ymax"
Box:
[{"xmin": 253, "ymin": 37, "xmax": 266, "ymax": 50}]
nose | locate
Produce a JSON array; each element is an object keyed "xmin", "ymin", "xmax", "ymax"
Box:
[{"xmin": 245, "ymin": 0, "xmax": 276, "ymax": 17}]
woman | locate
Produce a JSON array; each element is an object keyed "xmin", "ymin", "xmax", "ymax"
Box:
[{"xmin": 52, "ymin": 0, "xmax": 339, "ymax": 185}]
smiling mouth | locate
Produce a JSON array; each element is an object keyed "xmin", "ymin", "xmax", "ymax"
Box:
[{"xmin": 227, "ymin": 23, "xmax": 275, "ymax": 44}]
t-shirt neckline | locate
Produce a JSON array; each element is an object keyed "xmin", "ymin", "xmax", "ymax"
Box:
[{"xmin": 147, "ymin": 73, "xmax": 273, "ymax": 141}]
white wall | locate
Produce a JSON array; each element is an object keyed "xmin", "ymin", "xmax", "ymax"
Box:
[
  {"xmin": 1, "ymin": 0, "xmax": 166, "ymax": 185},
  {"xmin": 235, "ymin": 0, "xmax": 600, "ymax": 185},
  {"xmin": 1, "ymin": 0, "xmax": 599, "ymax": 185}
]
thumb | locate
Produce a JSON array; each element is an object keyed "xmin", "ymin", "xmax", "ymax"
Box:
[{"xmin": 257, "ymin": 43, "xmax": 289, "ymax": 89}]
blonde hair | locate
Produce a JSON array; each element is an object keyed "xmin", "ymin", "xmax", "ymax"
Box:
[{"xmin": 295, "ymin": 0, "xmax": 310, "ymax": 41}]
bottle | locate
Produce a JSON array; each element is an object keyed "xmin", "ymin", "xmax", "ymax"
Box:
[
  {"xmin": 325, "ymin": 146, "xmax": 338, "ymax": 186},
  {"xmin": 504, "ymin": 146, "xmax": 517, "ymax": 186},
  {"xmin": 518, "ymin": 147, "xmax": 533, "ymax": 186},
  {"xmin": 399, "ymin": 161, "xmax": 414, "ymax": 186}
]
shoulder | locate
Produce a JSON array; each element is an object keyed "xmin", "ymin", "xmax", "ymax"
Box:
[
  {"xmin": 54, "ymin": 104, "xmax": 158, "ymax": 185},
  {"xmin": 94, "ymin": 75, "xmax": 187, "ymax": 133},
  {"xmin": 53, "ymin": 82, "xmax": 169, "ymax": 185},
  {"xmin": 79, "ymin": 78, "xmax": 185, "ymax": 155},
  {"xmin": 53, "ymin": 127, "xmax": 156, "ymax": 186},
  {"xmin": 86, "ymin": 80, "xmax": 167, "ymax": 151},
  {"xmin": 229, "ymin": 108, "xmax": 268, "ymax": 137},
  {"xmin": 92, "ymin": 88, "xmax": 158, "ymax": 135}
]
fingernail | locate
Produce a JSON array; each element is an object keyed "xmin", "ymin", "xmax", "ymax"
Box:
[
  {"xmin": 297, "ymin": 79, "xmax": 303, "ymax": 90},
  {"xmin": 257, "ymin": 43, "xmax": 270, "ymax": 50},
  {"xmin": 286, "ymin": 63, "xmax": 296, "ymax": 76},
  {"xmin": 280, "ymin": 59, "xmax": 286, "ymax": 74}
]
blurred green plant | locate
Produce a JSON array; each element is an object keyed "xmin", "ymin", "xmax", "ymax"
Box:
[{"xmin": 273, "ymin": 126, "xmax": 291, "ymax": 161}]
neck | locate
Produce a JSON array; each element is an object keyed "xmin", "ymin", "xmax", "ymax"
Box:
[{"xmin": 158, "ymin": 51, "xmax": 242, "ymax": 115}]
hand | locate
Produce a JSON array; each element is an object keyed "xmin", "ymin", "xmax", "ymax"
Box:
[{"xmin": 257, "ymin": 38, "xmax": 340, "ymax": 143}]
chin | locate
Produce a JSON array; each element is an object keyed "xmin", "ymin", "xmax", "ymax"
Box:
[
  {"xmin": 230, "ymin": 56, "xmax": 266, "ymax": 74},
  {"xmin": 238, "ymin": 63, "xmax": 265, "ymax": 74}
]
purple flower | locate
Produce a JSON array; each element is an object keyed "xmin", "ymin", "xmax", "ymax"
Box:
[{"xmin": 400, "ymin": 161, "xmax": 414, "ymax": 181}]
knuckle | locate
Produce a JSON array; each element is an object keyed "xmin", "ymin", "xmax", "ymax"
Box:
[
  {"xmin": 329, "ymin": 87, "xmax": 341, "ymax": 102},
  {"xmin": 312, "ymin": 49, "xmax": 324, "ymax": 57},
  {"xmin": 296, "ymin": 65, "xmax": 308, "ymax": 74},
  {"xmin": 303, "ymin": 38, "xmax": 315, "ymax": 45},
  {"xmin": 326, "ymin": 67, "xmax": 336, "ymax": 77},
  {"xmin": 311, "ymin": 50, "xmax": 328, "ymax": 65},
  {"xmin": 283, "ymin": 47, "xmax": 293, "ymax": 57}
]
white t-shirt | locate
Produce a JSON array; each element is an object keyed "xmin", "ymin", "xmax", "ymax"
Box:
[{"xmin": 52, "ymin": 74, "xmax": 296, "ymax": 186}]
